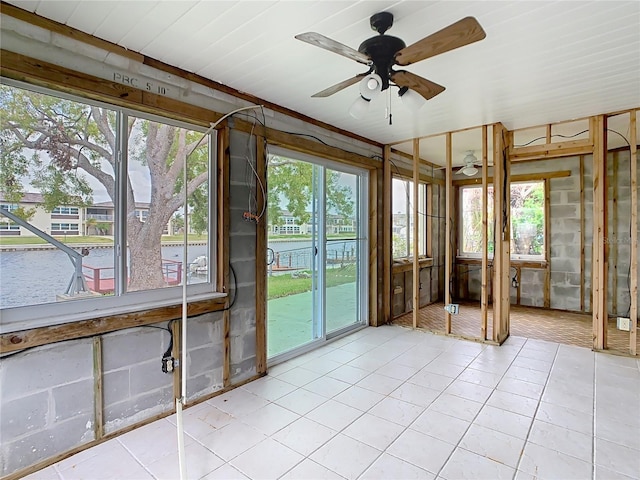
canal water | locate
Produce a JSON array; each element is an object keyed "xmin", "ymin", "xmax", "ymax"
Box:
[{"xmin": 0, "ymin": 239, "xmax": 356, "ymax": 309}]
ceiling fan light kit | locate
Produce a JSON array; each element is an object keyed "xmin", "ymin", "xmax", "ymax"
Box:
[{"xmin": 296, "ymin": 12, "xmax": 486, "ymax": 122}]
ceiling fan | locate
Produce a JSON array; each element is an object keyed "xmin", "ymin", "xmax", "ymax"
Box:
[
  {"xmin": 456, "ymin": 151, "xmax": 482, "ymax": 176},
  {"xmin": 295, "ymin": 12, "xmax": 486, "ymax": 106}
]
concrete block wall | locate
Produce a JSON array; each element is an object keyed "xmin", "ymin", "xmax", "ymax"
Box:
[
  {"xmin": 228, "ymin": 129, "xmax": 258, "ymax": 383},
  {"xmin": 0, "ymin": 339, "xmax": 95, "ymax": 476},
  {"xmin": 0, "ymin": 128, "xmax": 257, "ymax": 478},
  {"xmin": 606, "ymin": 151, "xmax": 637, "ymax": 317},
  {"xmin": 548, "ymin": 157, "xmax": 583, "ymax": 311},
  {"xmin": 102, "ymin": 326, "xmax": 174, "ymax": 434}
]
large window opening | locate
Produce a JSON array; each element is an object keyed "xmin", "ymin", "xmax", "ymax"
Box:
[
  {"xmin": 460, "ymin": 181, "xmax": 545, "ymax": 259},
  {"xmin": 392, "ymin": 177, "xmax": 427, "ymax": 259},
  {"xmin": 0, "ymin": 80, "xmax": 216, "ymax": 329}
]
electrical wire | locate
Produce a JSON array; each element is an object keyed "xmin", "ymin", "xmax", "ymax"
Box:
[{"xmin": 513, "ymin": 129, "xmax": 590, "ymax": 148}]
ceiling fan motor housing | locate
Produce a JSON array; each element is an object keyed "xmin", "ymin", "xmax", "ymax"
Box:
[{"xmin": 358, "ymin": 35, "xmax": 406, "ymax": 90}]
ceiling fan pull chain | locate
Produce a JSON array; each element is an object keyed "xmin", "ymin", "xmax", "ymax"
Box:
[{"xmin": 386, "ymin": 87, "xmax": 392, "ymax": 125}]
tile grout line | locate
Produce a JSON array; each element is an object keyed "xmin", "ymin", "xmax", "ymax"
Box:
[
  {"xmin": 512, "ymin": 340, "xmax": 561, "ymax": 479},
  {"xmin": 433, "ymin": 338, "xmax": 527, "ymax": 480}
]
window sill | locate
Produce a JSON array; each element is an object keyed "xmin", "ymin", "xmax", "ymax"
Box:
[
  {"xmin": 0, "ymin": 294, "xmax": 228, "ymax": 353},
  {"xmin": 392, "ymin": 257, "xmax": 434, "ymax": 273},
  {"xmin": 455, "ymin": 256, "xmax": 547, "ymax": 268}
]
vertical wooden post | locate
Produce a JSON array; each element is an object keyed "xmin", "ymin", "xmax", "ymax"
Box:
[
  {"xmin": 255, "ymin": 135, "xmax": 267, "ymax": 374},
  {"xmin": 492, "ymin": 123, "xmax": 510, "ymax": 344},
  {"xmin": 544, "ymin": 180, "xmax": 551, "ymax": 308},
  {"xmin": 369, "ymin": 167, "xmax": 380, "ymax": 327},
  {"xmin": 580, "ymin": 155, "xmax": 586, "ymax": 311},
  {"xmin": 92, "ymin": 337, "xmax": 104, "ymax": 440},
  {"xmin": 612, "ymin": 152, "xmax": 619, "ymax": 315},
  {"xmin": 426, "ymin": 183, "xmax": 433, "ymax": 258},
  {"xmin": 592, "ymin": 115, "xmax": 608, "ymax": 350},
  {"xmin": 630, "ymin": 110, "xmax": 637, "ymax": 356},
  {"xmin": 445, "ymin": 133, "xmax": 453, "ymax": 334},
  {"xmin": 412, "ymin": 139, "xmax": 420, "ymax": 329},
  {"xmin": 481, "ymin": 125, "xmax": 489, "ymax": 340},
  {"xmin": 218, "ymin": 126, "xmax": 231, "ymax": 385},
  {"xmin": 171, "ymin": 320, "xmax": 182, "ymax": 400},
  {"xmin": 383, "ymin": 145, "xmax": 392, "ymax": 325}
]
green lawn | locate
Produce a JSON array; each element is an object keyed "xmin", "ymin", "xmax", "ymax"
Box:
[{"xmin": 267, "ymin": 263, "xmax": 356, "ymax": 300}]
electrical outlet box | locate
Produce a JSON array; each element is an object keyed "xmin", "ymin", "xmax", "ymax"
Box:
[
  {"xmin": 444, "ymin": 304, "xmax": 459, "ymax": 314},
  {"xmin": 617, "ymin": 317, "xmax": 631, "ymax": 331}
]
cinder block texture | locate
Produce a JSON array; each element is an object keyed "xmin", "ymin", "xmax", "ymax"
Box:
[
  {"xmin": 0, "ymin": 340, "xmax": 95, "ymax": 477},
  {"xmin": 228, "ymin": 130, "xmax": 258, "ymax": 383}
]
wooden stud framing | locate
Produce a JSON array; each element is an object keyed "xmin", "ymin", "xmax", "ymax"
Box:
[
  {"xmin": 544, "ymin": 180, "xmax": 551, "ymax": 308},
  {"xmin": 580, "ymin": 155, "xmax": 586, "ymax": 312},
  {"xmin": 369, "ymin": 167, "xmax": 380, "ymax": 327},
  {"xmin": 255, "ymin": 135, "xmax": 267, "ymax": 374},
  {"xmin": 454, "ymin": 170, "xmax": 571, "ymax": 186},
  {"xmin": 630, "ymin": 110, "xmax": 638, "ymax": 356},
  {"xmin": 217, "ymin": 126, "xmax": 232, "ymax": 385},
  {"xmin": 445, "ymin": 133, "xmax": 453, "ymax": 334},
  {"xmin": 592, "ymin": 116, "xmax": 608, "ymax": 350},
  {"xmin": 426, "ymin": 184, "xmax": 433, "ymax": 258},
  {"xmin": 492, "ymin": 123, "xmax": 510, "ymax": 344},
  {"xmin": 92, "ymin": 337, "xmax": 104, "ymax": 440},
  {"xmin": 612, "ymin": 152, "xmax": 619, "ymax": 315},
  {"xmin": 171, "ymin": 320, "xmax": 182, "ymax": 401},
  {"xmin": 481, "ymin": 125, "xmax": 489, "ymax": 340},
  {"xmin": 383, "ymin": 146, "xmax": 393, "ymax": 325},
  {"xmin": 413, "ymin": 139, "xmax": 420, "ymax": 329}
]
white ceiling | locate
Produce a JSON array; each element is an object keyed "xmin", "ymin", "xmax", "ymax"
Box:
[{"xmin": 5, "ymin": 0, "xmax": 640, "ymax": 163}]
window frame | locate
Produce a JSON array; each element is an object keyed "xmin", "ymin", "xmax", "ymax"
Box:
[
  {"xmin": 458, "ymin": 180, "xmax": 546, "ymax": 261},
  {"xmin": 0, "ymin": 79, "xmax": 222, "ymax": 333},
  {"xmin": 391, "ymin": 176, "xmax": 428, "ymax": 260}
]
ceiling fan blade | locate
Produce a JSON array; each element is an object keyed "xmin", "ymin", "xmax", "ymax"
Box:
[
  {"xmin": 391, "ymin": 71, "xmax": 445, "ymax": 100},
  {"xmin": 395, "ymin": 17, "xmax": 486, "ymax": 66},
  {"xmin": 311, "ymin": 74, "xmax": 367, "ymax": 98},
  {"xmin": 295, "ymin": 32, "xmax": 371, "ymax": 65}
]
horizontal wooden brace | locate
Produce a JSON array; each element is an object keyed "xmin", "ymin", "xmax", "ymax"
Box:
[{"xmin": 0, "ymin": 297, "xmax": 227, "ymax": 354}]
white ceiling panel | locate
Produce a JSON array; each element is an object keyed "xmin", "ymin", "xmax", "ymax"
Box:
[{"xmin": 3, "ymin": 0, "xmax": 639, "ymax": 147}]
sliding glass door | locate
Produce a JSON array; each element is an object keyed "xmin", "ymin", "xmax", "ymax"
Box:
[{"xmin": 266, "ymin": 149, "xmax": 368, "ymax": 361}]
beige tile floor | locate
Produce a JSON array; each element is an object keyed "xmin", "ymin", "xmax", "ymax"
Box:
[{"xmin": 26, "ymin": 325, "xmax": 640, "ymax": 480}]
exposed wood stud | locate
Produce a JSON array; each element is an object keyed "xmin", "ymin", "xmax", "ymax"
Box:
[
  {"xmin": 383, "ymin": 146, "xmax": 393, "ymax": 325},
  {"xmin": 481, "ymin": 125, "xmax": 489, "ymax": 340},
  {"xmin": 445, "ymin": 133, "xmax": 453, "ymax": 334},
  {"xmin": 369, "ymin": 168, "xmax": 380, "ymax": 327},
  {"xmin": 413, "ymin": 139, "xmax": 420, "ymax": 329},
  {"xmin": 171, "ymin": 320, "xmax": 182, "ymax": 401},
  {"xmin": 630, "ymin": 110, "xmax": 638, "ymax": 356},
  {"xmin": 92, "ymin": 337, "xmax": 104, "ymax": 441},
  {"xmin": 453, "ymin": 170, "xmax": 571, "ymax": 186},
  {"xmin": 592, "ymin": 116, "xmax": 608, "ymax": 350},
  {"xmin": 492, "ymin": 123, "xmax": 510, "ymax": 344},
  {"xmin": 612, "ymin": 151, "xmax": 619, "ymax": 315},
  {"xmin": 546, "ymin": 124, "xmax": 552, "ymax": 144},
  {"xmin": 218, "ymin": 127, "xmax": 231, "ymax": 385},
  {"xmin": 544, "ymin": 179, "xmax": 551, "ymax": 309},
  {"xmin": 426, "ymin": 183, "xmax": 433, "ymax": 258},
  {"xmin": 580, "ymin": 155, "xmax": 586, "ymax": 312},
  {"xmin": 255, "ymin": 136, "xmax": 267, "ymax": 374}
]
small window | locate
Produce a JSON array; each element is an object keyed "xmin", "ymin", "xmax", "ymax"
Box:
[
  {"xmin": 392, "ymin": 178, "xmax": 427, "ymax": 259},
  {"xmin": 460, "ymin": 181, "xmax": 545, "ymax": 259}
]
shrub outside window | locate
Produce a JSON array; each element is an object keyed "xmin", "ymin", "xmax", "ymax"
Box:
[{"xmin": 460, "ymin": 181, "xmax": 545, "ymax": 259}]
